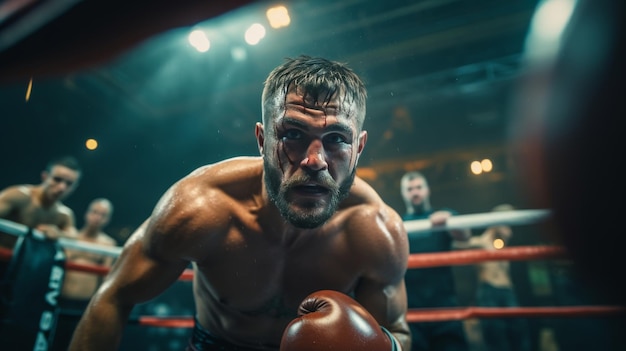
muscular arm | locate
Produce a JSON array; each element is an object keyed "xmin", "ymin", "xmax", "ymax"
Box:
[
  {"xmin": 0, "ymin": 186, "xmax": 30, "ymax": 247},
  {"xmin": 354, "ymin": 206, "xmax": 412, "ymax": 350},
  {"xmin": 430, "ymin": 210, "xmax": 471, "ymax": 243},
  {"xmin": 69, "ymin": 217, "xmax": 189, "ymax": 351},
  {"xmin": 0, "ymin": 185, "xmax": 78, "ymax": 240},
  {"xmin": 36, "ymin": 206, "xmax": 78, "ymax": 240},
  {"xmin": 58, "ymin": 207, "xmax": 78, "ymax": 238},
  {"xmin": 0, "ymin": 186, "xmax": 26, "ymax": 218}
]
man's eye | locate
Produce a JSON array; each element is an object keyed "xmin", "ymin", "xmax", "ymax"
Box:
[
  {"xmin": 324, "ymin": 133, "xmax": 347, "ymax": 144},
  {"xmin": 283, "ymin": 129, "xmax": 302, "ymax": 140},
  {"xmin": 52, "ymin": 176, "xmax": 74, "ymax": 186}
]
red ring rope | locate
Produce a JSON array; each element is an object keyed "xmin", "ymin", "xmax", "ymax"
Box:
[
  {"xmin": 122, "ymin": 305, "xmax": 626, "ymax": 328},
  {"xmin": 408, "ymin": 245, "xmax": 568, "ymax": 268},
  {"xmin": 135, "ymin": 316, "xmax": 195, "ymax": 328},
  {"xmin": 0, "ymin": 246, "xmax": 195, "ymax": 280},
  {"xmin": 0, "ymin": 245, "xmax": 571, "ymax": 279},
  {"xmin": 405, "ymin": 305, "xmax": 626, "ymax": 322}
]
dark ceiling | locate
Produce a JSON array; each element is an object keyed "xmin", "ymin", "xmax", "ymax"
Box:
[{"xmin": 0, "ymin": 0, "xmax": 541, "ymax": 237}]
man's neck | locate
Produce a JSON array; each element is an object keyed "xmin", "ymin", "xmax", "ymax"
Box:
[
  {"xmin": 411, "ymin": 203, "xmax": 430, "ymax": 215},
  {"xmin": 79, "ymin": 227, "xmax": 101, "ymax": 238},
  {"xmin": 34, "ymin": 186, "xmax": 55, "ymax": 208}
]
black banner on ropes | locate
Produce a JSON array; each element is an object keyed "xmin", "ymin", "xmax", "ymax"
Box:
[{"xmin": 0, "ymin": 229, "xmax": 66, "ymax": 351}]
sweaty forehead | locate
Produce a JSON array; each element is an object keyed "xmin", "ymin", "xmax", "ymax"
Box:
[
  {"xmin": 91, "ymin": 205, "xmax": 109, "ymax": 214},
  {"xmin": 283, "ymin": 87, "xmax": 355, "ymax": 117},
  {"xmin": 51, "ymin": 165, "xmax": 79, "ymax": 178},
  {"xmin": 408, "ymin": 178, "xmax": 426, "ymax": 187}
]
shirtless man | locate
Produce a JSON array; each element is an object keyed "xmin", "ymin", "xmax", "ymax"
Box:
[
  {"xmin": 62, "ymin": 198, "xmax": 117, "ymax": 301},
  {"xmin": 69, "ymin": 55, "xmax": 411, "ymax": 351},
  {"xmin": 455, "ymin": 204, "xmax": 530, "ymax": 351},
  {"xmin": 0, "ymin": 155, "xmax": 81, "ymax": 255},
  {"xmin": 52, "ymin": 198, "xmax": 118, "ymax": 351}
]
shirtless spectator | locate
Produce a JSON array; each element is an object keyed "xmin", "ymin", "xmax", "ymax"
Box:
[
  {"xmin": 0, "ymin": 156, "xmax": 82, "ymax": 275},
  {"xmin": 61, "ymin": 198, "xmax": 117, "ymax": 300},
  {"xmin": 51, "ymin": 198, "xmax": 118, "ymax": 351},
  {"xmin": 455, "ymin": 204, "xmax": 531, "ymax": 351}
]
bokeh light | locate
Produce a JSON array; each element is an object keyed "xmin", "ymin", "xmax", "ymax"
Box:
[{"xmin": 85, "ymin": 138, "xmax": 98, "ymax": 150}]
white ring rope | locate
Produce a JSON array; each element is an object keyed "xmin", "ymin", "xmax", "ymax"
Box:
[
  {"xmin": 1, "ymin": 209, "xmax": 551, "ymax": 258},
  {"xmin": 0, "ymin": 218, "xmax": 122, "ymax": 257},
  {"xmin": 403, "ymin": 209, "xmax": 551, "ymax": 234}
]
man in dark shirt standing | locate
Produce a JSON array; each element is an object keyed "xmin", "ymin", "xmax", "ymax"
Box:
[{"xmin": 400, "ymin": 171, "xmax": 471, "ymax": 351}]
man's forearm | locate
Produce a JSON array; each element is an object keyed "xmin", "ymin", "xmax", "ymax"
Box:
[
  {"xmin": 69, "ymin": 298, "xmax": 131, "ymax": 351},
  {"xmin": 60, "ymin": 226, "xmax": 78, "ymax": 239}
]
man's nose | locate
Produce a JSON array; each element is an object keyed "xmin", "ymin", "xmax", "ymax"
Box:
[{"xmin": 300, "ymin": 140, "xmax": 328, "ymax": 171}]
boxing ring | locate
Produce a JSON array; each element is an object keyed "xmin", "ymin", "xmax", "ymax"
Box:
[{"xmin": 1, "ymin": 210, "xmax": 625, "ymax": 348}]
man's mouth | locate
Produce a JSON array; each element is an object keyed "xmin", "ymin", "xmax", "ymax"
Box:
[{"xmin": 291, "ymin": 184, "xmax": 330, "ymax": 196}]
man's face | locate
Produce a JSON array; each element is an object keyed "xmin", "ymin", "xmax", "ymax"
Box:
[
  {"xmin": 42, "ymin": 165, "xmax": 80, "ymax": 202},
  {"xmin": 402, "ymin": 177, "xmax": 429, "ymax": 208},
  {"xmin": 85, "ymin": 202, "xmax": 111, "ymax": 230},
  {"xmin": 257, "ymin": 89, "xmax": 366, "ymax": 229}
]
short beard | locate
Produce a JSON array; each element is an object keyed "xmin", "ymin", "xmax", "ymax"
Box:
[{"xmin": 264, "ymin": 164, "xmax": 356, "ymax": 229}]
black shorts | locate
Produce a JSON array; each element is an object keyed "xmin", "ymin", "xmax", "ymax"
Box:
[{"xmin": 186, "ymin": 317, "xmax": 265, "ymax": 351}]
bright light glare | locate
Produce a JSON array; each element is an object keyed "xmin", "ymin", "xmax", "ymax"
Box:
[
  {"xmin": 266, "ymin": 6, "xmax": 291, "ymax": 29},
  {"xmin": 25, "ymin": 77, "xmax": 33, "ymax": 102},
  {"xmin": 85, "ymin": 138, "xmax": 98, "ymax": 150},
  {"xmin": 470, "ymin": 161, "xmax": 483, "ymax": 175},
  {"xmin": 526, "ymin": 0, "xmax": 577, "ymax": 61},
  {"xmin": 188, "ymin": 29, "xmax": 211, "ymax": 52},
  {"xmin": 481, "ymin": 159, "xmax": 493, "ymax": 172},
  {"xmin": 245, "ymin": 23, "xmax": 266, "ymax": 45},
  {"xmin": 533, "ymin": 0, "xmax": 576, "ymax": 40},
  {"xmin": 493, "ymin": 238, "xmax": 505, "ymax": 249}
]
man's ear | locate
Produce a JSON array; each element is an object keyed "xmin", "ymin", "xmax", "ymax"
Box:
[
  {"xmin": 255, "ymin": 122, "xmax": 265, "ymax": 155},
  {"xmin": 357, "ymin": 130, "xmax": 368, "ymax": 155},
  {"xmin": 41, "ymin": 171, "xmax": 48, "ymax": 182},
  {"xmin": 351, "ymin": 130, "xmax": 367, "ymax": 168},
  {"xmin": 354, "ymin": 130, "xmax": 368, "ymax": 166}
]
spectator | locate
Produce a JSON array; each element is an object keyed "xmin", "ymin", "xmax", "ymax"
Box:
[
  {"xmin": 0, "ymin": 155, "xmax": 82, "ymax": 274},
  {"xmin": 52, "ymin": 198, "xmax": 118, "ymax": 351},
  {"xmin": 455, "ymin": 204, "xmax": 531, "ymax": 351},
  {"xmin": 400, "ymin": 170, "xmax": 471, "ymax": 351}
]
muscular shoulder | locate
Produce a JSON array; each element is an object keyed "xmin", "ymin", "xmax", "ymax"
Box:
[
  {"xmin": 97, "ymin": 233, "xmax": 118, "ymax": 247},
  {"xmin": 343, "ymin": 177, "xmax": 404, "ymax": 234},
  {"xmin": 342, "ymin": 178, "xmax": 409, "ymax": 277},
  {"xmin": 57, "ymin": 203, "xmax": 75, "ymax": 217},
  {"xmin": 347, "ymin": 203, "xmax": 407, "ymax": 257},
  {"xmin": 145, "ymin": 157, "xmax": 263, "ymax": 259},
  {"xmin": 0, "ymin": 185, "xmax": 33, "ymax": 204},
  {"xmin": 167, "ymin": 156, "xmax": 263, "ymax": 211},
  {"xmin": 0, "ymin": 185, "xmax": 35, "ymax": 220}
]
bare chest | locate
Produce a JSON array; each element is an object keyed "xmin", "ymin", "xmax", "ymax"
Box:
[
  {"xmin": 195, "ymin": 231, "xmax": 361, "ymax": 316},
  {"xmin": 66, "ymin": 239, "xmax": 106, "ymax": 264},
  {"xmin": 15, "ymin": 204, "xmax": 64, "ymax": 228}
]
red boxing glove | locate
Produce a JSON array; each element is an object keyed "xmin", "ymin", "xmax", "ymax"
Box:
[{"xmin": 280, "ymin": 290, "xmax": 399, "ymax": 351}]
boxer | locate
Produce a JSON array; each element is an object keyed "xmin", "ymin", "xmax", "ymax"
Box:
[{"xmin": 69, "ymin": 55, "xmax": 411, "ymax": 350}]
